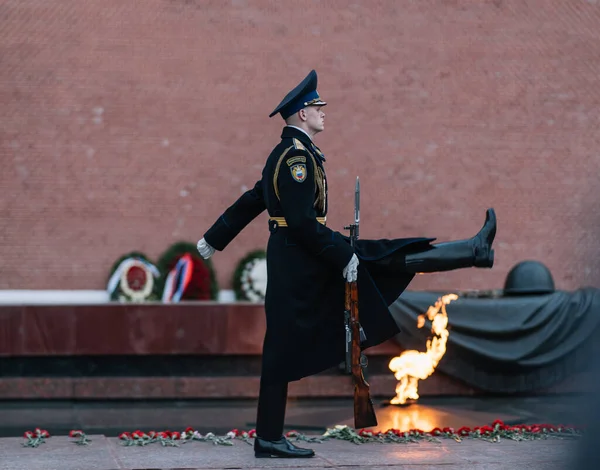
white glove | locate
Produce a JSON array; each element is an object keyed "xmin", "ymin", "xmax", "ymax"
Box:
[
  {"xmin": 343, "ymin": 254, "xmax": 359, "ymax": 282},
  {"xmin": 196, "ymin": 238, "xmax": 215, "ymax": 259}
]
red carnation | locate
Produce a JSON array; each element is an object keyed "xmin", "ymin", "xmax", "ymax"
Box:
[
  {"xmin": 185, "ymin": 427, "xmax": 194, "ymax": 433},
  {"xmin": 429, "ymin": 427, "xmax": 442, "ymax": 436},
  {"xmin": 442, "ymin": 427, "xmax": 454, "ymax": 434},
  {"xmin": 118, "ymin": 432, "xmax": 131, "ymax": 439},
  {"xmin": 24, "ymin": 431, "xmax": 33, "ymax": 438},
  {"xmin": 171, "ymin": 432, "xmax": 181, "ymax": 439},
  {"xmin": 248, "ymin": 429, "xmax": 257, "ymax": 438},
  {"xmin": 457, "ymin": 427, "xmax": 471, "ymax": 436},
  {"xmin": 480, "ymin": 426, "xmax": 494, "ymax": 434},
  {"xmin": 69, "ymin": 430, "xmax": 82, "ymax": 438}
]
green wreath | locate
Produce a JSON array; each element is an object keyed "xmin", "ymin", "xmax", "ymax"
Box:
[
  {"xmin": 106, "ymin": 251, "xmax": 161, "ymax": 302},
  {"xmin": 156, "ymin": 241, "xmax": 218, "ymax": 301},
  {"xmin": 232, "ymin": 249, "xmax": 267, "ymax": 302}
]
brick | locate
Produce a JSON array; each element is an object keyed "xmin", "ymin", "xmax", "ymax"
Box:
[{"xmin": 1, "ymin": 0, "xmax": 599, "ymax": 291}]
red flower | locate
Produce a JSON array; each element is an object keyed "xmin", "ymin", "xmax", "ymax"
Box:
[
  {"xmin": 285, "ymin": 430, "xmax": 298, "ymax": 437},
  {"xmin": 480, "ymin": 426, "xmax": 494, "ymax": 435},
  {"xmin": 457, "ymin": 427, "xmax": 471, "ymax": 436},
  {"xmin": 69, "ymin": 430, "xmax": 82, "ymax": 438},
  {"xmin": 40, "ymin": 430, "xmax": 50, "ymax": 438},
  {"xmin": 429, "ymin": 427, "xmax": 442, "ymax": 436},
  {"xmin": 185, "ymin": 427, "xmax": 194, "ymax": 433},
  {"xmin": 442, "ymin": 427, "xmax": 454, "ymax": 434},
  {"xmin": 148, "ymin": 431, "xmax": 157, "ymax": 437},
  {"xmin": 118, "ymin": 432, "xmax": 131, "ymax": 439},
  {"xmin": 492, "ymin": 420, "xmax": 507, "ymax": 430},
  {"xmin": 157, "ymin": 432, "xmax": 168, "ymax": 439},
  {"xmin": 23, "ymin": 431, "xmax": 33, "ymax": 438},
  {"xmin": 171, "ymin": 432, "xmax": 181, "ymax": 439},
  {"xmin": 248, "ymin": 429, "xmax": 257, "ymax": 438}
]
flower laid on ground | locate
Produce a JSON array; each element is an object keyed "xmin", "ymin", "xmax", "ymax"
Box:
[
  {"xmin": 320, "ymin": 421, "xmax": 582, "ymax": 445},
  {"xmin": 68, "ymin": 430, "xmax": 92, "ymax": 446},
  {"xmin": 114, "ymin": 421, "xmax": 581, "ymax": 447},
  {"xmin": 22, "ymin": 428, "xmax": 50, "ymax": 448},
  {"xmin": 23, "ymin": 421, "xmax": 582, "ymax": 449},
  {"xmin": 117, "ymin": 427, "xmax": 254, "ymax": 447}
]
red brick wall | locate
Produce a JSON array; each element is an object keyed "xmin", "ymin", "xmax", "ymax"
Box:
[{"xmin": 1, "ymin": 0, "xmax": 599, "ymax": 292}]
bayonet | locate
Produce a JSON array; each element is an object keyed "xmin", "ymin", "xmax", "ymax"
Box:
[{"xmin": 354, "ymin": 177, "xmax": 360, "ymax": 242}]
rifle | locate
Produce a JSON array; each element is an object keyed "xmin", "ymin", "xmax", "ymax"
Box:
[{"xmin": 344, "ymin": 176, "xmax": 378, "ymax": 429}]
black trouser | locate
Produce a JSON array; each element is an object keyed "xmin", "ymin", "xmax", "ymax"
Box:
[{"xmin": 255, "ymin": 377, "xmax": 288, "ymax": 440}]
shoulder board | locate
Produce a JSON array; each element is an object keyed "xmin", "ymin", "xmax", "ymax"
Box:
[{"xmin": 293, "ymin": 138, "xmax": 306, "ymax": 151}]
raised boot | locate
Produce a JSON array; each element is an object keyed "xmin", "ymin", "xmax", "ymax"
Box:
[
  {"xmin": 403, "ymin": 208, "xmax": 496, "ymax": 273},
  {"xmin": 254, "ymin": 436, "xmax": 315, "ymax": 458}
]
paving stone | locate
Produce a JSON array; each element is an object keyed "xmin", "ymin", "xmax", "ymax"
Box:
[
  {"xmin": 110, "ymin": 437, "xmax": 328, "ymax": 469},
  {"xmin": 0, "ymin": 434, "xmax": 581, "ymax": 470},
  {"xmin": 0, "ymin": 435, "xmax": 117, "ymax": 470}
]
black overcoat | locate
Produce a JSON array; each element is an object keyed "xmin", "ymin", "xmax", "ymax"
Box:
[{"xmin": 203, "ymin": 126, "xmax": 434, "ymax": 382}]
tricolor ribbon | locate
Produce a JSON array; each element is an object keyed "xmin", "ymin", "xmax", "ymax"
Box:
[
  {"xmin": 107, "ymin": 257, "xmax": 160, "ymax": 297},
  {"xmin": 161, "ymin": 253, "xmax": 194, "ymax": 303}
]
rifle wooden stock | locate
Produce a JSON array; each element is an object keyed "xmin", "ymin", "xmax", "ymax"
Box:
[{"xmin": 345, "ymin": 280, "xmax": 378, "ymax": 429}]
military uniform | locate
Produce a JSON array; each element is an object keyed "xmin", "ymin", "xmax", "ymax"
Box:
[{"xmin": 200, "ymin": 70, "xmax": 497, "ymax": 458}]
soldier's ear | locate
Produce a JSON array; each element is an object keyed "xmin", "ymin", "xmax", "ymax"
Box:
[{"xmin": 298, "ymin": 109, "xmax": 307, "ymax": 122}]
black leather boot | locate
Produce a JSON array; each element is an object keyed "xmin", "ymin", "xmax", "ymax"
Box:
[
  {"xmin": 404, "ymin": 208, "xmax": 496, "ymax": 273},
  {"xmin": 254, "ymin": 435, "xmax": 315, "ymax": 458}
]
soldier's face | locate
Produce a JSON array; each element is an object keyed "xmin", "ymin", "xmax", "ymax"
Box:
[{"xmin": 304, "ymin": 105, "xmax": 325, "ymax": 134}]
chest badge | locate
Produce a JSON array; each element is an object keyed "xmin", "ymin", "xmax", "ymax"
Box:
[{"xmin": 290, "ymin": 163, "xmax": 307, "ymax": 183}]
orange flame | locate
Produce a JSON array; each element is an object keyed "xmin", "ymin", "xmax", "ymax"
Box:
[{"xmin": 388, "ymin": 293, "xmax": 458, "ymax": 405}]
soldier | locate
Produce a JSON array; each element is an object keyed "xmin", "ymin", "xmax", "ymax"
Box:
[{"xmin": 197, "ymin": 70, "xmax": 496, "ymax": 458}]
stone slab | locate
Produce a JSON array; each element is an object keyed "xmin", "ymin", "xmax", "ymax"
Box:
[
  {"xmin": 0, "ymin": 303, "xmax": 402, "ymax": 357},
  {"xmin": 0, "ymin": 435, "xmax": 118, "ymax": 470},
  {"xmin": 0, "ymin": 434, "xmax": 579, "ymax": 470},
  {"xmin": 0, "ymin": 373, "xmax": 480, "ymax": 400}
]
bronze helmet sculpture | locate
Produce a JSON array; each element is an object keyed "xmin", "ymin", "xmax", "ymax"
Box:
[{"xmin": 503, "ymin": 260, "xmax": 555, "ymax": 295}]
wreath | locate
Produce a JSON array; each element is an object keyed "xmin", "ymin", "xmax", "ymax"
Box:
[
  {"xmin": 106, "ymin": 251, "xmax": 161, "ymax": 302},
  {"xmin": 156, "ymin": 241, "xmax": 218, "ymax": 301},
  {"xmin": 232, "ymin": 249, "xmax": 267, "ymax": 302}
]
